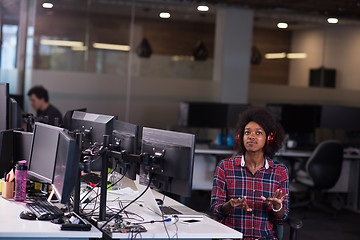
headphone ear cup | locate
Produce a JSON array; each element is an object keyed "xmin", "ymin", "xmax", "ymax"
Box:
[
  {"xmin": 267, "ymin": 132, "xmax": 276, "ymax": 145},
  {"xmin": 235, "ymin": 134, "xmax": 241, "ymax": 145}
]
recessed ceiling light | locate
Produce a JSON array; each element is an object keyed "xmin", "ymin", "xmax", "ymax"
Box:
[
  {"xmin": 159, "ymin": 12, "xmax": 170, "ymax": 19},
  {"xmin": 327, "ymin": 18, "xmax": 338, "ymax": 24},
  {"xmin": 197, "ymin": 5, "xmax": 209, "ymax": 12},
  {"xmin": 42, "ymin": 2, "xmax": 53, "ymax": 9},
  {"xmin": 277, "ymin": 22, "xmax": 288, "ymax": 29}
]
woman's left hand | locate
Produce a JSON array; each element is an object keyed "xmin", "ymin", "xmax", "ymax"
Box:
[{"xmin": 260, "ymin": 189, "xmax": 288, "ymax": 210}]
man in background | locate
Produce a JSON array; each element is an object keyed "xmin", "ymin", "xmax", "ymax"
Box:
[{"xmin": 27, "ymin": 86, "xmax": 63, "ymax": 126}]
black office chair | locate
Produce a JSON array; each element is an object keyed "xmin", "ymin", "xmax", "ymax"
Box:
[{"xmin": 292, "ymin": 140, "xmax": 343, "ymax": 215}]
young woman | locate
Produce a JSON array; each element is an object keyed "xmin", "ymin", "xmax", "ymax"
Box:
[{"xmin": 211, "ymin": 108, "xmax": 289, "ymax": 240}]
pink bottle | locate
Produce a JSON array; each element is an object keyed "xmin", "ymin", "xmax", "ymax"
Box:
[{"xmin": 14, "ymin": 160, "xmax": 28, "ymax": 202}]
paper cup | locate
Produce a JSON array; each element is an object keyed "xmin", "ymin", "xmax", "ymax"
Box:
[{"xmin": 2, "ymin": 181, "xmax": 14, "ymax": 199}]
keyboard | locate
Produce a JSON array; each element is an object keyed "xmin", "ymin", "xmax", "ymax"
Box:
[
  {"xmin": 81, "ymin": 173, "xmax": 102, "ymax": 185},
  {"xmin": 26, "ymin": 200, "xmax": 63, "ymax": 220},
  {"xmin": 159, "ymin": 206, "xmax": 182, "ymax": 215}
]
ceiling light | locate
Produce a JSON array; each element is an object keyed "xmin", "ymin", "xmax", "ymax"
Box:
[
  {"xmin": 40, "ymin": 39, "xmax": 83, "ymax": 47},
  {"xmin": 327, "ymin": 18, "xmax": 338, "ymax": 24},
  {"xmin": 93, "ymin": 43, "xmax": 130, "ymax": 51},
  {"xmin": 287, "ymin": 53, "xmax": 307, "ymax": 59},
  {"xmin": 265, "ymin": 52, "xmax": 286, "ymax": 59},
  {"xmin": 197, "ymin": 5, "xmax": 209, "ymax": 12},
  {"xmin": 42, "ymin": 2, "xmax": 53, "ymax": 9},
  {"xmin": 72, "ymin": 46, "xmax": 88, "ymax": 51},
  {"xmin": 159, "ymin": 12, "xmax": 170, "ymax": 19},
  {"xmin": 277, "ymin": 22, "xmax": 288, "ymax": 29}
]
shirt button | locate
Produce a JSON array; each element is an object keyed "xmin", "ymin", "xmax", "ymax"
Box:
[
  {"xmin": 252, "ymin": 214, "xmax": 254, "ymax": 216},
  {"xmin": 253, "ymin": 190, "xmax": 255, "ymax": 192},
  {"xmin": 252, "ymin": 227, "xmax": 254, "ymax": 229}
]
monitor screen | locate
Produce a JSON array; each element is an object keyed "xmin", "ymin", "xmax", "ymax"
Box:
[
  {"xmin": 13, "ymin": 131, "xmax": 33, "ymax": 163},
  {"xmin": 320, "ymin": 105, "xmax": 360, "ymax": 131},
  {"xmin": 140, "ymin": 127, "xmax": 195, "ymax": 197},
  {"xmin": 28, "ymin": 122, "xmax": 64, "ymax": 183},
  {"xmin": 0, "ymin": 83, "xmax": 9, "ymax": 131},
  {"xmin": 179, "ymin": 102, "xmax": 250, "ymax": 129},
  {"xmin": 0, "ymin": 129, "xmax": 14, "ymax": 177},
  {"xmin": 52, "ymin": 131, "xmax": 80, "ymax": 204},
  {"xmin": 267, "ymin": 103, "xmax": 321, "ymax": 133},
  {"xmin": 9, "ymin": 98, "xmax": 23, "ymax": 130}
]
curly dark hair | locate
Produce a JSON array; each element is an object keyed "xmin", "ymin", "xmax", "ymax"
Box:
[{"xmin": 235, "ymin": 107, "xmax": 285, "ymax": 158}]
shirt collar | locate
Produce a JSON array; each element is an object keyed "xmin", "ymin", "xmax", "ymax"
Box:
[{"xmin": 238, "ymin": 154, "xmax": 273, "ymax": 169}]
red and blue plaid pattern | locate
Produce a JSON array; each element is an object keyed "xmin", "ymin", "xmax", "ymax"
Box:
[{"xmin": 211, "ymin": 154, "xmax": 289, "ymax": 240}]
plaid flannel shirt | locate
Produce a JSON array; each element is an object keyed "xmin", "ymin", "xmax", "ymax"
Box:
[{"xmin": 210, "ymin": 154, "xmax": 289, "ymax": 240}]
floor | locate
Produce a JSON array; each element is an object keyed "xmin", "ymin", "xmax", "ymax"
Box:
[{"xmin": 185, "ymin": 190, "xmax": 360, "ymax": 240}]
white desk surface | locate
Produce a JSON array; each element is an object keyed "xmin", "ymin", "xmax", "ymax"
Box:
[
  {"xmin": 85, "ymin": 178, "xmax": 242, "ymax": 239},
  {"xmin": 0, "ymin": 197, "xmax": 102, "ymax": 239}
]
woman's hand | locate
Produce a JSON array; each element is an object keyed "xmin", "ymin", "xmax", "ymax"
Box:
[
  {"xmin": 230, "ymin": 196, "xmax": 252, "ymax": 212},
  {"xmin": 260, "ymin": 189, "xmax": 288, "ymax": 210}
]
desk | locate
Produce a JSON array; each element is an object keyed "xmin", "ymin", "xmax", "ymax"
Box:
[
  {"xmin": 0, "ymin": 197, "xmax": 102, "ymax": 239},
  {"xmin": 82, "ymin": 178, "xmax": 242, "ymax": 239}
]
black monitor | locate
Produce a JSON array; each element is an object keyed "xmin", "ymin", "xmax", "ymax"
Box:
[
  {"xmin": 0, "ymin": 129, "xmax": 14, "ymax": 177},
  {"xmin": 111, "ymin": 120, "xmax": 139, "ymax": 180},
  {"xmin": 63, "ymin": 108, "xmax": 87, "ymax": 130},
  {"xmin": 71, "ymin": 111, "xmax": 115, "ymax": 148},
  {"xmin": 0, "ymin": 83, "xmax": 9, "ymax": 131},
  {"xmin": 52, "ymin": 131, "xmax": 81, "ymax": 204},
  {"xmin": 28, "ymin": 122, "xmax": 64, "ymax": 183},
  {"xmin": 320, "ymin": 105, "xmax": 360, "ymax": 131},
  {"xmin": 9, "ymin": 98, "xmax": 23, "ymax": 130},
  {"xmin": 139, "ymin": 127, "xmax": 195, "ymax": 197},
  {"xmin": 267, "ymin": 103, "xmax": 321, "ymax": 133},
  {"xmin": 13, "ymin": 130, "xmax": 33, "ymax": 163},
  {"xmin": 178, "ymin": 101, "xmax": 250, "ymax": 129}
]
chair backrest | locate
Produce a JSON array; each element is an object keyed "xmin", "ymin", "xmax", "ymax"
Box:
[{"xmin": 305, "ymin": 140, "xmax": 343, "ymax": 189}]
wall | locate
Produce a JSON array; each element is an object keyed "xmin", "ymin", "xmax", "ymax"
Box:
[
  {"xmin": 28, "ymin": 70, "xmax": 221, "ymax": 129},
  {"xmin": 249, "ymin": 83, "xmax": 360, "ymax": 107},
  {"xmin": 250, "ymin": 28, "xmax": 292, "ymax": 85},
  {"xmin": 289, "ymin": 26, "xmax": 360, "ymax": 91}
]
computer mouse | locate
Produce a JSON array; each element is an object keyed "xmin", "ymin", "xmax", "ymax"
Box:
[
  {"xmin": 19, "ymin": 211, "xmax": 37, "ymax": 220},
  {"xmin": 155, "ymin": 198, "xmax": 163, "ymax": 205},
  {"xmin": 38, "ymin": 213, "xmax": 56, "ymax": 221}
]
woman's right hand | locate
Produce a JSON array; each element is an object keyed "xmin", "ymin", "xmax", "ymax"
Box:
[{"xmin": 230, "ymin": 196, "xmax": 252, "ymax": 212}]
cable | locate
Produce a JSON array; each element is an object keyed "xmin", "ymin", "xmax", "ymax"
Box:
[
  {"xmin": 161, "ymin": 193, "xmax": 171, "ymax": 239},
  {"xmin": 100, "ymin": 174, "xmax": 153, "ymax": 230},
  {"xmin": 81, "ymin": 165, "xmax": 126, "ymax": 212}
]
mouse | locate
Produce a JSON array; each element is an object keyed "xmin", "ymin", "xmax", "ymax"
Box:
[
  {"xmin": 51, "ymin": 217, "xmax": 64, "ymax": 224},
  {"xmin": 19, "ymin": 211, "xmax": 37, "ymax": 220},
  {"xmin": 38, "ymin": 213, "xmax": 56, "ymax": 221},
  {"xmin": 155, "ymin": 198, "xmax": 163, "ymax": 205}
]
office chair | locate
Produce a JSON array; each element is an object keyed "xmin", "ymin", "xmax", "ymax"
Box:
[
  {"xmin": 292, "ymin": 140, "xmax": 343, "ymax": 216},
  {"xmin": 275, "ymin": 216, "xmax": 303, "ymax": 240}
]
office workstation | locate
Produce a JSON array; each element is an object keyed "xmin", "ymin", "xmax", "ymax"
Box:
[{"xmin": 2, "ymin": 0, "xmax": 360, "ymax": 240}]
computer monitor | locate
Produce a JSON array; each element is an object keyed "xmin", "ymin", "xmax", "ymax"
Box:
[
  {"xmin": 52, "ymin": 130, "xmax": 81, "ymax": 204},
  {"xmin": 63, "ymin": 108, "xmax": 87, "ymax": 130},
  {"xmin": 139, "ymin": 127, "xmax": 195, "ymax": 197},
  {"xmin": 0, "ymin": 83, "xmax": 9, "ymax": 131},
  {"xmin": 13, "ymin": 130, "xmax": 33, "ymax": 163},
  {"xmin": 267, "ymin": 103, "xmax": 321, "ymax": 133},
  {"xmin": 178, "ymin": 101, "xmax": 250, "ymax": 129},
  {"xmin": 28, "ymin": 122, "xmax": 64, "ymax": 183},
  {"xmin": 320, "ymin": 105, "xmax": 360, "ymax": 131},
  {"xmin": 111, "ymin": 120, "xmax": 139, "ymax": 180},
  {"xmin": 0, "ymin": 129, "xmax": 14, "ymax": 177},
  {"xmin": 71, "ymin": 111, "xmax": 115, "ymax": 148},
  {"xmin": 9, "ymin": 98, "xmax": 23, "ymax": 130}
]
